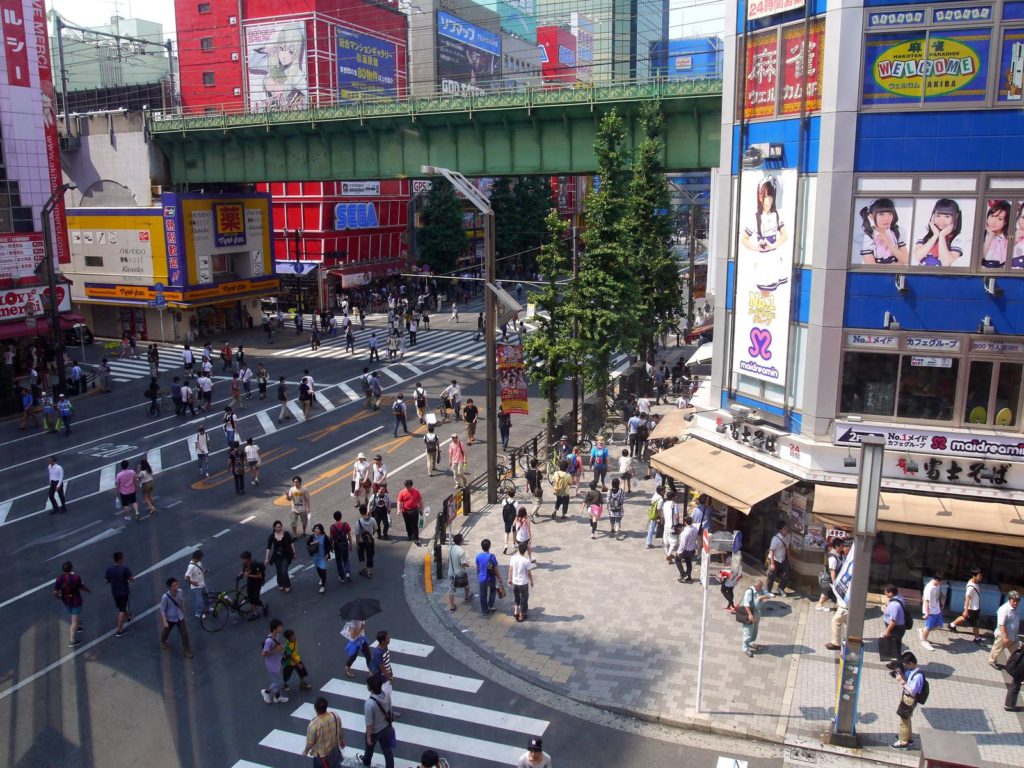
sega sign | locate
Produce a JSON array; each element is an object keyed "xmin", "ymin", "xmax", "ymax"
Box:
[{"xmin": 335, "ymin": 202, "xmax": 379, "ymax": 230}]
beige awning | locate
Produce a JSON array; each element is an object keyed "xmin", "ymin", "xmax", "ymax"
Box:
[
  {"xmin": 649, "ymin": 439, "xmax": 797, "ymax": 513},
  {"xmin": 649, "ymin": 408, "xmax": 695, "ymax": 440},
  {"xmin": 812, "ymin": 485, "xmax": 1024, "ymax": 545}
]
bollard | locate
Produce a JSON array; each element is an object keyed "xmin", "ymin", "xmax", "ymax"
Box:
[
  {"xmin": 424, "ymin": 553, "xmax": 433, "ymax": 593},
  {"xmin": 434, "ymin": 540, "xmax": 443, "ymax": 580}
]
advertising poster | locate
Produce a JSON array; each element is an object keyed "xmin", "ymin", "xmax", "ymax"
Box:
[
  {"xmin": 1014, "ymin": 202, "xmax": 1024, "ymax": 269},
  {"xmin": 748, "ymin": 0, "xmax": 804, "ymax": 21},
  {"xmin": 336, "ymin": 25, "xmax": 398, "ymax": 101},
  {"xmin": 497, "ymin": 342, "xmax": 528, "ymax": 415},
  {"xmin": 781, "ymin": 18, "xmax": 825, "ymax": 114},
  {"xmin": 862, "ymin": 29, "xmax": 990, "ymax": 106},
  {"xmin": 997, "ymin": 29, "xmax": 1024, "ymax": 102},
  {"xmin": 437, "ymin": 11, "xmax": 500, "ymax": 94},
  {"xmin": 214, "ymin": 204, "xmax": 247, "ymax": 248},
  {"xmin": 911, "ymin": 197, "xmax": 975, "ymax": 267},
  {"xmin": 731, "ymin": 169, "xmax": 797, "ymax": 386},
  {"xmin": 744, "ymin": 30, "xmax": 779, "ymax": 119},
  {"xmin": 245, "ymin": 21, "xmax": 308, "ymax": 111},
  {"xmin": 0, "ymin": 233, "xmax": 45, "ymax": 280},
  {"xmin": 851, "ymin": 197, "xmax": 915, "ymax": 266},
  {"xmin": 979, "ymin": 199, "xmax": 1016, "ymax": 269},
  {"xmin": 67, "ymin": 213, "xmax": 165, "ymax": 287},
  {"xmin": 538, "ymin": 26, "xmax": 577, "ymax": 82}
]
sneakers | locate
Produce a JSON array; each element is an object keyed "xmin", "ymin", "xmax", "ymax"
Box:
[
  {"xmin": 261, "ymin": 689, "xmax": 272, "ymax": 704},
  {"xmin": 921, "ymin": 640, "xmax": 936, "ymax": 651},
  {"xmin": 69, "ymin": 639, "xmax": 82, "ymax": 648},
  {"xmin": 825, "ymin": 643, "xmax": 841, "ymax": 651},
  {"xmin": 318, "ymin": 585, "xmax": 325, "ymax": 594},
  {"xmin": 275, "ymin": 695, "xmax": 289, "ymax": 704},
  {"xmin": 947, "ymin": 622, "xmax": 958, "ymax": 633},
  {"xmin": 115, "ymin": 630, "xmax": 128, "ymax": 637},
  {"xmin": 464, "ymin": 592, "xmax": 476, "ymax": 602},
  {"xmin": 890, "ymin": 741, "xmax": 911, "ymax": 750},
  {"xmin": 815, "ymin": 605, "xmax": 830, "ymax": 612},
  {"xmin": 300, "ymin": 681, "xmax": 312, "ymax": 691}
]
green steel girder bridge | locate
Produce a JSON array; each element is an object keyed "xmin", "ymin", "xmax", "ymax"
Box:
[{"xmin": 150, "ymin": 79, "xmax": 722, "ymax": 184}]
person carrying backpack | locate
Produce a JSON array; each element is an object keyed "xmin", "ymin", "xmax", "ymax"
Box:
[
  {"xmin": 392, "ymin": 394, "xmax": 409, "ymax": 437},
  {"xmin": 370, "ymin": 488, "xmax": 391, "ymax": 540},
  {"xmin": 501, "ymin": 488, "xmax": 518, "ymax": 554},
  {"xmin": 880, "ymin": 584, "xmax": 912, "ymax": 667},
  {"xmin": 891, "ymin": 652, "xmax": 928, "ymax": 750},
  {"xmin": 330, "ymin": 511, "xmax": 353, "ymax": 583},
  {"xmin": 1006, "ymin": 643, "xmax": 1024, "ymax": 712}
]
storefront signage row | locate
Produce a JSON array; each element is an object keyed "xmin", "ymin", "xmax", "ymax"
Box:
[
  {"xmin": 894, "ymin": 454, "xmax": 1012, "ymax": 487},
  {"xmin": 83, "ymin": 276, "xmax": 278, "ymax": 304},
  {"xmin": 0, "ymin": 285, "xmax": 71, "ymax": 319},
  {"xmin": 747, "ymin": 0, "xmax": 804, "ymax": 22},
  {"xmin": 834, "ymin": 420, "xmax": 1024, "ymax": 460},
  {"xmin": 867, "ymin": 6, "xmax": 992, "ymax": 28}
]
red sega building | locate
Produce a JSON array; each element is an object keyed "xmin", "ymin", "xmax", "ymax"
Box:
[{"xmin": 537, "ymin": 26, "xmax": 577, "ymax": 84}]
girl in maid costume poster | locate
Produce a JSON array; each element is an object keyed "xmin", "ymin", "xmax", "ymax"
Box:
[
  {"xmin": 856, "ymin": 198, "xmax": 910, "ymax": 265},
  {"xmin": 981, "ymin": 200, "xmax": 1011, "ymax": 269},
  {"xmin": 740, "ymin": 176, "xmax": 789, "ymax": 296},
  {"xmin": 912, "ymin": 197, "xmax": 975, "ymax": 267},
  {"xmin": 1012, "ymin": 204, "xmax": 1024, "ymax": 270}
]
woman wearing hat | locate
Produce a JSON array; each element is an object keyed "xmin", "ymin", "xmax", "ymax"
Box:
[{"xmin": 516, "ymin": 736, "xmax": 551, "ymax": 767}]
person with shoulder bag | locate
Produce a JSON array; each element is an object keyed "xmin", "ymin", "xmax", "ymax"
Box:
[
  {"xmin": 446, "ymin": 533, "xmax": 475, "ymax": 611},
  {"xmin": 362, "ymin": 674, "xmax": 397, "ymax": 768},
  {"xmin": 423, "ymin": 425, "xmax": 440, "ymax": 475},
  {"xmin": 302, "ymin": 696, "xmax": 344, "ymax": 766},
  {"xmin": 815, "ymin": 539, "xmax": 843, "ymax": 611},
  {"xmin": 892, "ymin": 652, "xmax": 928, "ymax": 750},
  {"xmin": 738, "ymin": 578, "xmax": 767, "ymax": 657},
  {"xmin": 525, "ymin": 459, "xmax": 544, "ymax": 521}
]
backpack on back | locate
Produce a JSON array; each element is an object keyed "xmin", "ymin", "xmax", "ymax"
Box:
[{"xmin": 392, "ymin": 400, "xmax": 403, "ymax": 415}]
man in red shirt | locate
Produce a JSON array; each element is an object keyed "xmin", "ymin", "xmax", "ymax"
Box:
[{"xmin": 396, "ymin": 479, "xmax": 424, "ymax": 546}]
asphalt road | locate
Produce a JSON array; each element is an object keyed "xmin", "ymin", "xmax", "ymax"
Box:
[{"xmin": 0, "ymin": 318, "xmax": 783, "ymax": 768}]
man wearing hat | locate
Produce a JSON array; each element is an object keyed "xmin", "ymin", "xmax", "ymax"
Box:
[{"xmin": 516, "ymin": 737, "xmax": 551, "ymax": 767}]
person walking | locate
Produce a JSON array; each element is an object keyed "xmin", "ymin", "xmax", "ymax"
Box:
[
  {"xmin": 55, "ymin": 393, "xmax": 73, "ymax": 436},
  {"xmin": 256, "ymin": 363, "xmax": 269, "ymax": 400},
  {"xmin": 397, "ymin": 479, "xmax": 424, "ymax": 545},
  {"xmin": 197, "ymin": 372, "xmax": 213, "ymax": 412},
  {"xmin": 39, "ymin": 389, "xmax": 55, "ymax": 432},
  {"xmin": 276, "ymin": 376, "xmax": 292, "ymax": 423},
  {"xmin": 524, "ymin": 459, "xmax": 543, "ymax": 522},
  {"xmin": 367, "ymin": 332, "xmax": 380, "ymax": 361},
  {"xmin": 159, "ymin": 577, "xmax": 194, "ymax": 658},
  {"xmin": 229, "ymin": 373, "xmax": 244, "ymax": 411},
  {"xmin": 184, "ymin": 549, "xmax": 208, "ymax": 619},
  {"xmin": 330, "ymin": 510, "xmax": 353, "ymax": 583},
  {"xmin": 136, "ymin": 458, "xmax": 156, "ymax": 515},
  {"xmin": 618, "ymin": 449, "xmax": 634, "ymax": 493},
  {"xmin": 551, "ymin": 460, "xmax": 571, "ymax": 521},
  {"xmin": 740, "ymin": 578, "xmax": 767, "ymax": 657},
  {"xmin": 606, "ymin": 478, "xmax": 625, "ymax": 539},
  {"xmin": 309, "ymin": 524, "xmax": 330, "ymax": 594},
  {"xmin": 352, "ymin": 452, "xmax": 372, "ymax": 507},
  {"xmin": 261, "ymin": 619, "xmax": 289, "ymax": 704},
  {"xmin": 298, "ymin": 377, "xmax": 313, "ymax": 421},
  {"xmin": 880, "ymin": 584, "xmax": 909, "ymax": 666},
  {"xmin": 245, "ymin": 437, "xmax": 262, "ymax": 486},
  {"xmin": 180, "ymin": 378, "xmax": 197, "ymax": 418},
  {"xmin": 508, "ymin": 542, "xmax": 534, "ymax": 622},
  {"xmin": 919, "ymin": 572, "xmax": 946, "ymax": 651},
  {"xmin": 475, "ymin": 538, "xmax": 499, "ymax": 616},
  {"xmin": 1005, "ymin": 643, "xmax": 1024, "ymax": 712},
  {"xmin": 391, "ymin": 394, "xmax": 409, "ymax": 437},
  {"xmin": 115, "ymin": 459, "xmax": 139, "ymax": 521},
  {"xmin": 677, "ymin": 515, "xmax": 699, "ymax": 583},
  {"xmin": 182, "ymin": 344, "xmax": 194, "ymax": 374},
  {"xmin": 46, "ymin": 455, "xmax": 67, "ymax": 515},
  {"xmin": 222, "ymin": 407, "xmax": 238, "ymax": 448},
  {"xmin": 342, "ymin": 619, "xmax": 374, "ymax": 677},
  {"xmin": 355, "ymin": 505, "xmax": 377, "ymax": 579},
  {"xmin": 589, "ymin": 437, "xmax": 610, "ymax": 491},
  {"xmin": 423, "ymin": 425, "xmax": 440, "ymax": 476},
  {"xmin": 516, "ymin": 737, "xmax": 552, "ymax": 768},
  {"xmin": 582, "ymin": 481, "xmax": 603, "ymax": 540},
  {"xmin": 302, "ymin": 696, "xmax": 344, "ymax": 764},
  {"xmin": 266, "ymin": 521, "xmax": 297, "ymax": 593},
  {"xmin": 765, "ymin": 522, "xmax": 792, "ymax": 596},
  {"xmin": 97, "ymin": 358, "xmax": 112, "ymax": 393},
  {"xmin": 446, "ymin": 533, "xmax": 475, "ymax": 611},
  {"xmin": 462, "ymin": 398, "xmax": 478, "ymax": 444},
  {"xmin": 449, "ymin": 301, "xmax": 459, "ymax": 323},
  {"xmin": 448, "ymin": 434, "xmax": 468, "ymax": 489},
  {"xmin": 240, "ymin": 551, "xmax": 268, "ymax": 621},
  {"xmin": 990, "ymin": 591, "xmax": 1021, "ymax": 669},
  {"xmin": 369, "ymin": 372, "xmax": 383, "ymax": 411},
  {"xmin": 370, "ymin": 630, "xmax": 398, "ymax": 700},
  {"xmin": 949, "ymin": 569, "xmax": 985, "ymax": 644},
  {"xmin": 104, "ymin": 551, "xmax": 133, "ymax": 637},
  {"xmin": 497, "ymin": 406, "xmax": 511, "ymax": 451},
  {"xmin": 645, "ymin": 485, "xmax": 665, "ymax": 548},
  {"xmin": 891, "ymin": 652, "xmax": 926, "ymax": 750},
  {"xmin": 54, "ymin": 560, "xmax": 90, "ymax": 648},
  {"xmin": 361, "ymin": 674, "xmax": 396, "ymax": 768},
  {"xmin": 345, "ymin": 324, "xmax": 356, "ymax": 354},
  {"xmin": 815, "ymin": 539, "xmax": 844, "ymax": 611},
  {"xmin": 287, "ymin": 476, "xmax": 312, "ymax": 536},
  {"xmin": 229, "ymin": 441, "xmax": 247, "ymax": 495},
  {"xmin": 474, "ymin": 312, "xmax": 483, "ymax": 341},
  {"xmin": 195, "ymin": 426, "xmax": 210, "ymax": 478}
]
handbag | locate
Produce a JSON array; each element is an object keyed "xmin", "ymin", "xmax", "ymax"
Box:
[
  {"xmin": 590, "ymin": 504, "xmax": 603, "ymax": 519},
  {"xmin": 896, "ymin": 694, "xmax": 915, "ymax": 719},
  {"xmin": 735, "ymin": 610, "xmax": 753, "ymax": 625},
  {"xmin": 453, "ymin": 572, "xmax": 469, "ymax": 589},
  {"xmin": 878, "ymin": 634, "xmax": 901, "ymax": 662}
]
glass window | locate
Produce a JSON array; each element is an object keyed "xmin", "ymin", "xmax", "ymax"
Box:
[
  {"xmin": 200, "ymin": 37, "xmax": 214, "ymax": 52},
  {"xmin": 840, "ymin": 352, "xmax": 899, "ymax": 416},
  {"xmin": 964, "ymin": 361, "xmax": 994, "ymax": 423},
  {"xmin": 896, "ymin": 355, "xmax": 958, "ymax": 421},
  {"xmin": 963, "ymin": 360, "xmax": 1021, "ymax": 427},
  {"xmin": 994, "ymin": 362, "xmax": 1021, "ymax": 427},
  {"xmin": 202, "ymin": 72, "xmax": 215, "ymax": 86},
  {"xmin": 197, "ymin": 3, "xmax": 211, "ymax": 12}
]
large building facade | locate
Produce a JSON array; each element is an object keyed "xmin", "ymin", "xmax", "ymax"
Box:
[{"xmin": 674, "ymin": 0, "xmax": 1024, "ymax": 595}]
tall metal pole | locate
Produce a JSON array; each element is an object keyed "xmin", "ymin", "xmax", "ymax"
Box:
[
  {"xmin": 165, "ymin": 40, "xmax": 177, "ymax": 110},
  {"xmin": 55, "ymin": 15, "xmax": 72, "ymax": 137},
  {"xmin": 41, "ymin": 184, "xmax": 74, "ymax": 387},
  {"xmin": 826, "ymin": 435, "xmax": 885, "ymax": 748},
  {"xmin": 571, "ymin": 225, "xmax": 579, "ymax": 440},
  {"xmin": 687, "ymin": 204, "xmax": 698, "ymax": 334},
  {"xmin": 484, "ymin": 210, "xmax": 498, "ymax": 504}
]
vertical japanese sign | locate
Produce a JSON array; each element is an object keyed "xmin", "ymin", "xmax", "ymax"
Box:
[
  {"xmin": 161, "ymin": 193, "xmax": 186, "ymax": 287},
  {"xmin": 997, "ymin": 29, "xmax": 1024, "ymax": 102},
  {"xmin": 1, "ymin": 0, "xmax": 30, "ymax": 86},
  {"xmin": 781, "ymin": 18, "xmax": 825, "ymax": 114},
  {"xmin": 744, "ymin": 30, "xmax": 778, "ymax": 119},
  {"xmin": 496, "ymin": 342, "xmax": 528, "ymax": 415},
  {"xmin": 731, "ymin": 169, "xmax": 797, "ymax": 386}
]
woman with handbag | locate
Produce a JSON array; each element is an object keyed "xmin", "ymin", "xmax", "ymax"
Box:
[
  {"xmin": 308, "ymin": 524, "xmax": 331, "ymax": 594},
  {"xmin": 446, "ymin": 534, "xmax": 475, "ymax": 611},
  {"xmin": 265, "ymin": 520, "xmax": 296, "ymax": 593},
  {"xmin": 341, "ymin": 619, "xmax": 373, "ymax": 678},
  {"xmin": 136, "ymin": 458, "xmax": 156, "ymax": 516},
  {"xmin": 582, "ymin": 481, "xmax": 604, "ymax": 540}
]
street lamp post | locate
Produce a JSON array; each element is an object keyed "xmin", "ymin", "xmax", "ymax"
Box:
[
  {"xmin": 40, "ymin": 183, "xmax": 76, "ymax": 388},
  {"xmin": 825, "ymin": 434, "xmax": 885, "ymax": 748},
  {"xmin": 421, "ymin": 166, "xmax": 499, "ymax": 504}
]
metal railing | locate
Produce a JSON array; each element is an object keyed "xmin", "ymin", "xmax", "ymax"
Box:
[{"xmin": 149, "ymin": 76, "xmax": 723, "ymax": 132}]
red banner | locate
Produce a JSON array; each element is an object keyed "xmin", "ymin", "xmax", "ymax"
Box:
[
  {"xmin": 496, "ymin": 343, "xmax": 528, "ymax": 416},
  {"xmin": 743, "ymin": 30, "xmax": 778, "ymax": 120},
  {"xmin": 781, "ymin": 19, "xmax": 825, "ymax": 115},
  {"xmin": 1, "ymin": 0, "xmax": 30, "ymax": 87}
]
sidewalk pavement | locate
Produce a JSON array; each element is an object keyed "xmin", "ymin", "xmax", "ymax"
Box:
[{"xmin": 414, "ymin": 449, "xmax": 1024, "ymax": 767}]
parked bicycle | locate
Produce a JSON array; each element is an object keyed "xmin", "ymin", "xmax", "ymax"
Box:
[
  {"xmin": 200, "ymin": 577, "xmax": 252, "ymax": 632},
  {"xmin": 143, "ymin": 392, "xmax": 173, "ymax": 417},
  {"xmin": 494, "ymin": 463, "xmax": 517, "ymax": 496}
]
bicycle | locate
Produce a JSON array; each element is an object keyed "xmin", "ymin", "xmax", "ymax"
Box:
[
  {"xmin": 436, "ymin": 396, "xmax": 452, "ymax": 424},
  {"xmin": 494, "ymin": 463, "xmax": 517, "ymax": 496},
  {"xmin": 200, "ymin": 577, "xmax": 253, "ymax": 632},
  {"xmin": 143, "ymin": 392, "xmax": 173, "ymax": 417}
]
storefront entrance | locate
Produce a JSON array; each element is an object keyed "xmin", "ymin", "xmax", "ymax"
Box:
[{"xmin": 118, "ymin": 308, "xmax": 148, "ymax": 341}]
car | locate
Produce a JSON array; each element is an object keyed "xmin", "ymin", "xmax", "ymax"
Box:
[{"xmin": 64, "ymin": 324, "xmax": 94, "ymax": 345}]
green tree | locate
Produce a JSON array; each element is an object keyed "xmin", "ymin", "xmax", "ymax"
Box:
[
  {"xmin": 491, "ymin": 176, "xmax": 553, "ymax": 279},
  {"xmin": 490, "ymin": 176, "xmax": 522, "ymax": 274},
  {"xmin": 624, "ymin": 103, "xmax": 681, "ymax": 358},
  {"xmin": 572, "ymin": 109, "xmax": 640, "ymax": 409},
  {"xmin": 418, "ymin": 181, "xmax": 465, "ymax": 275},
  {"xmin": 523, "ymin": 210, "xmax": 576, "ymax": 445}
]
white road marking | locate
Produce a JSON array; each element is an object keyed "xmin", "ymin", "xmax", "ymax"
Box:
[
  {"xmin": 135, "ymin": 545, "xmax": 201, "ymax": 579},
  {"xmin": 0, "ymin": 501, "xmax": 13, "ymax": 525},
  {"xmin": 319, "ymin": 679, "xmax": 549, "ymax": 733},
  {"xmin": 187, "ymin": 437, "xmax": 198, "ymax": 462},
  {"xmin": 349, "ymin": 658, "xmax": 482, "ymax": 692},
  {"xmin": 258, "ymin": 730, "xmax": 418, "ymax": 768},
  {"xmin": 255, "ymin": 411, "xmax": 277, "ymax": 435},
  {"xmin": 290, "ymin": 427, "xmax": 385, "ymax": 471},
  {"xmin": 401, "ymin": 363, "xmax": 424, "ymax": 375},
  {"xmin": 240, "ymin": 515, "xmax": 256, "ymax": 524},
  {"xmin": 286, "ymin": 401, "xmax": 304, "ymax": 420},
  {"xmin": 338, "ymin": 382, "xmax": 359, "ymax": 401},
  {"xmin": 230, "ymin": 762, "xmax": 273, "ymax": 768},
  {"xmin": 385, "ymin": 638, "xmax": 434, "ymax": 657},
  {"xmin": 314, "ymin": 391, "xmax": 335, "ymax": 411},
  {"xmin": 46, "ymin": 527, "xmax": 122, "ymax": 561},
  {"xmin": 213, "ymin": 528, "xmax": 232, "ymax": 538},
  {"xmin": 380, "ymin": 367, "xmax": 404, "ymax": 383},
  {"xmin": 98, "ymin": 464, "xmax": 117, "ymax": 492},
  {"xmin": 146, "ymin": 448, "xmax": 162, "ymax": 474}
]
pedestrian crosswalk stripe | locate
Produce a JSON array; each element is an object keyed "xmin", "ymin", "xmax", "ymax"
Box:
[
  {"xmin": 288, "ymin": 704, "xmax": 528, "ymax": 765},
  {"xmin": 187, "ymin": 437, "xmax": 198, "ymax": 462},
  {"xmin": 286, "ymin": 401, "xmax": 304, "ymax": 420},
  {"xmin": 318, "ymin": 679, "xmax": 549, "ymax": 733},
  {"xmin": 348, "ymin": 658, "xmax": 482, "ymax": 693},
  {"xmin": 258, "ymin": 729, "xmax": 419, "ymax": 768},
  {"xmin": 230, "ymin": 760, "xmax": 274, "ymax": 768},
  {"xmin": 314, "ymin": 391, "xmax": 336, "ymax": 411},
  {"xmin": 384, "ymin": 638, "xmax": 434, "ymax": 657},
  {"xmin": 402, "ymin": 363, "xmax": 424, "ymax": 375},
  {"xmin": 339, "ymin": 382, "xmax": 360, "ymax": 401},
  {"xmin": 146, "ymin": 448, "xmax": 162, "ymax": 474},
  {"xmin": 256, "ymin": 411, "xmax": 278, "ymax": 435},
  {"xmin": 380, "ymin": 367, "xmax": 404, "ymax": 384},
  {"xmin": 99, "ymin": 464, "xmax": 116, "ymax": 492}
]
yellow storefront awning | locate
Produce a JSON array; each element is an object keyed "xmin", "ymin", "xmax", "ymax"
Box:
[
  {"xmin": 812, "ymin": 485, "xmax": 1024, "ymax": 546},
  {"xmin": 649, "ymin": 408, "xmax": 695, "ymax": 441},
  {"xmin": 649, "ymin": 439, "xmax": 797, "ymax": 513}
]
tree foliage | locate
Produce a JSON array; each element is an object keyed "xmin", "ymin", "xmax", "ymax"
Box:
[
  {"xmin": 417, "ymin": 181, "xmax": 465, "ymax": 275},
  {"xmin": 522, "ymin": 210, "xmax": 576, "ymax": 444},
  {"xmin": 491, "ymin": 176, "xmax": 552, "ymax": 278},
  {"xmin": 623, "ymin": 102, "xmax": 681, "ymax": 357}
]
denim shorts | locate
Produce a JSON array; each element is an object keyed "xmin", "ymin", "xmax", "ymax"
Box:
[{"xmin": 924, "ymin": 613, "xmax": 944, "ymax": 631}]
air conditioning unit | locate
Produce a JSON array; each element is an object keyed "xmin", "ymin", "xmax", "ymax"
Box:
[
  {"xmin": 233, "ymin": 87, "xmax": 242, "ymax": 96},
  {"xmin": 151, "ymin": 184, "xmax": 163, "ymax": 198},
  {"xmin": 231, "ymin": 51, "xmax": 239, "ymax": 61},
  {"xmin": 229, "ymin": 15, "xmax": 237, "ymax": 24}
]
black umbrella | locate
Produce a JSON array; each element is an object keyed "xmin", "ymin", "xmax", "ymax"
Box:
[{"xmin": 339, "ymin": 598, "xmax": 382, "ymax": 621}]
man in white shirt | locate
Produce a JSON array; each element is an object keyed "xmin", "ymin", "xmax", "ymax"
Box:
[
  {"xmin": 677, "ymin": 515, "xmax": 700, "ymax": 583},
  {"xmin": 180, "ymin": 380, "xmax": 196, "ymax": 417},
  {"xmin": 182, "ymin": 345, "xmax": 194, "ymax": 373},
  {"xmin": 184, "ymin": 550, "xmax": 207, "ymax": 618},
  {"xmin": 919, "ymin": 572, "xmax": 945, "ymax": 651},
  {"xmin": 352, "ymin": 452, "xmax": 372, "ymax": 505},
  {"xmin": 443, "ymin": 380, "xmax": 462, "ymax": 421},
  {"xmin": 239, "ymin": 363, "xmax": 254, "ymax": 400},
  {"xmin": 661, "ymin": 490, "xmax": 679, "ymax": 560},
  {"xmin": 507, "ymin": 542, "xmax": 534, "ymax": 622},
  {"xmin": 948, "ymin": 568, "xmax": 984, "ymax": 644},
  {"xmin": 371, "ymin": 455, "xmax": 389, "ymax": 493},
  {"xmin": 636, "ymin": 395, "xmax": 651, "ymax": 417},
  {"xmin": 196, "ymin": 374, "xmax": 213, "ymax": 412},
  {"xmin": 766, "ymin": 522, "xmax": 791, "ymax": 596},
  {"xmin": 990, "ymin": 591, "xmax": 1020, "ymax": 668},
  {"xmin": 47, "ymin": 455, "xmax": 67, "ymax": 515}
]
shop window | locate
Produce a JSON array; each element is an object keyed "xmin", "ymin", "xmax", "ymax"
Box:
[
  {"xmin": 964, "ymin": 361, "xmax": 1022, "ymax": 427},
  {"xmin": 840, "ymin": 351, "xmax": 898, "ymax": 416},
  {"xmin": 896, "ymin": 355, "xmax": 958, "ymax": 421}
]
